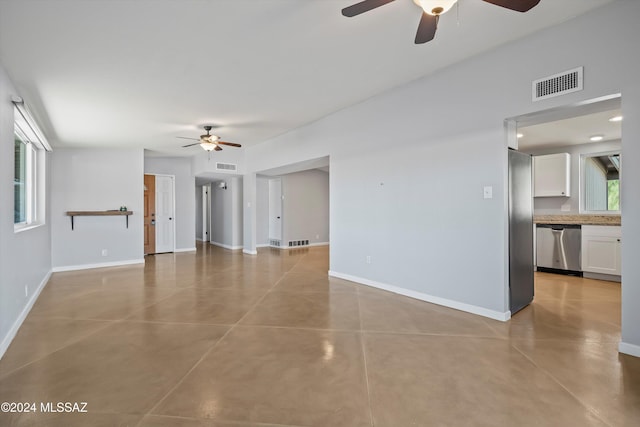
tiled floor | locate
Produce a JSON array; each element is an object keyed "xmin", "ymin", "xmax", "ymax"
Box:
[{"xmin": 0, "ymin": 243, "xmax": 638, "ymax": 426}]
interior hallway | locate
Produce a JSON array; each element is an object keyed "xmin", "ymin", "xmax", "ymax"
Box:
[{"xmin": 0, "ymin": 243, "xmax": 638, "ymax": 426}]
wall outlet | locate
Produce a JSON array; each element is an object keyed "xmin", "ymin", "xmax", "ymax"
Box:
[
  {"xmin": 366, "ymin": 256, "xmax": 371, "ymax": 264},
  {"xmin": 316, "ymin": 234, "xmax": 319, "ymax": 239},
  {"xmin": 24, "ymin": 284, "xmax": 28, "ymax": 297},
  {"xmin": 561, "ymin": 203, "xmax": 571, "ymax": 212},
  {"xmin": 101, "ymin": 249, "xmax": 108, "ymax": 257}
]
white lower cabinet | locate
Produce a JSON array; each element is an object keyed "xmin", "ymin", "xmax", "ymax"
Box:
[{"xmin": 581, "ymin": 225, "xmax": 621, "ymax": 276}]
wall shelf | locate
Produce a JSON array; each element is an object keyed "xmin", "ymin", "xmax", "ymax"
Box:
[{"xmin": 66, "ymin": 210, "xmax": 133, "ymax": 230}]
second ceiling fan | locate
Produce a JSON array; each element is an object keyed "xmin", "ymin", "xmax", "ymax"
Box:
[{"xmin": 342, "ymin": 0, "xmax": 541, "ymax": 44}]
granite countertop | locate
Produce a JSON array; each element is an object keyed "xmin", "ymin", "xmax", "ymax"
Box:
[{"xmin": 534, "ymin": 214, "xmax": 621, "ymax": 226}]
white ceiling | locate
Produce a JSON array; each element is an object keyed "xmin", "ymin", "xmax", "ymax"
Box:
[
  {"xmin": 518, "ymin": 108, "xmax": 622, "ymax": 150},
  {"xmin": 0, "ymin": 0, "xmax": 614, "ymax": 156}
]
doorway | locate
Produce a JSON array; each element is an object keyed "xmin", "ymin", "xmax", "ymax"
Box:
[
  {"xmin": 143, "ymin": 174, "xmax": 176, "ymax": 254},
  {"xmin": 507, "ymin": 94, "xmax": 622, "ymax": 318},
  {"xmin": 144, "ymin": 174, "xmax": 156, "ymax": 255}
]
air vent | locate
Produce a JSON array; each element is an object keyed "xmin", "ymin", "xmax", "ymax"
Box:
[
  {"xmin": 288, "ymin": 240, "xmax": 310, "ymax": 247},
  {"xmin": 270, "ymin": 239, "xmax": 281, "ymax": 247},
  {"xmin": 532, "ymin": 67, "xmax": 583, "ymax": 102},
  {"xmin": 216, "ymin": 162, "xmax": 237, "ymax": 171}
]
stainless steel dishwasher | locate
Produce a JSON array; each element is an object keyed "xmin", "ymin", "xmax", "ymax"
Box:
[{"xmin": 536, "ymin": 224, "xmax": 582, "ymax": 275}]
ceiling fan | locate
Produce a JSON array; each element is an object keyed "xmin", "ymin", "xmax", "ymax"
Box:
[
  {"xmin": 178, "ymin": 125, "xmax": 242, "ymax": 152},
  {"xmin": 342, "ymin": 0, "xmax": 541, "ymax": 44}
]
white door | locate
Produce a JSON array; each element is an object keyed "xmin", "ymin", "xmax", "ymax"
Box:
[
  {"xmin": 155, "ymin": 175, "xmax": 175, "ymax": 253},
  {"xmin": 202, "ymin": 183, "xmax": 211, "ymax": 242},
  {"xmin": 268, "ymin": 178, "xmax": 282, "ymax": 241}
]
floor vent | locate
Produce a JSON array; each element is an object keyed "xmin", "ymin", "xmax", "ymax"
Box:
[
  {"xmin": 532, "ymin": 67, "xmax": 583, "ymax": 102},
  {"xmin": 288, "ymin": 240, "xmax": 310, "ymax": 247},
  {"xmin": 269, "ymin": 239, "xmax": 281, "ymax": 247},
  {"xmin": 216, "ymin": 162, "xmax": 237, "ymax": 171}
]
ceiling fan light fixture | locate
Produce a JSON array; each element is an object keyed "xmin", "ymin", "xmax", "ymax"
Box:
[
  {"xmin": 413, "ymin": 0, "xmax": 457, "ymax": 15},
  {"xmin": 200, "ymin": 142, "xmax": 217, "ymax": 151}
]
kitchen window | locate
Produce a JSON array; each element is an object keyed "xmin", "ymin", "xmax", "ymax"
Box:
[{"xmin": 581, "ymin": 151, "xmax": 620, "ymax": 214}]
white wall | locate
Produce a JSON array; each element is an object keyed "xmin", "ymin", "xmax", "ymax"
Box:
[
  {"xmin": 0, "ymin": 63, "xmax": 52, "ymax": 358},
  {"xmin": 281, "ymin": 169, "xmax": 329, "ymax": 246},
  {"xmin": 50, "ymin": 148, "xmax": 144, "ymax": 269},
  {"xmin": 242, "ymin": 0, "xmax": 640, "ymax": 352},
  {"xmin": 256, "ymin": 176, "xmax": 269, "ymax": 246},
  {"xmin": 191, "ymin": 147, "xmax": 245, "ymax": 177},
  {"xmin": 195, "ymin": 185, "xmax": 203, "ymax": 239},
  {"xmin": 212, "ymin": 177, "xmax": 243, "ymax": 249},
  {"xmin": 526, "ymin": 140, "xmax": 621, "ymax": 214},
  {"xmin": 145, "ymin": 157, "xmax": 196, "ymax": 251},
  {"xmin": 231, "ymin": 177, "xmax": 243, "ymax": 248}
]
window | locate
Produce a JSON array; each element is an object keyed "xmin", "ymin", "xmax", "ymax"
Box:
[
  {"xmin": 13, "ymin": 100, "xmax": 50, "ymax": 231},
  {"xmin": 581, "ymin": 152, "xmax": 620, "ymax": 213},
  {"xmin": 14, "ymin": 131, "xmax": 32, "ymax": 224}
]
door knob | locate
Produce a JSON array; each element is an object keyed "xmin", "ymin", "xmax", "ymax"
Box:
[{"xmin": 151, "ymin": 220, "xmax": 155, "ymax": 225}]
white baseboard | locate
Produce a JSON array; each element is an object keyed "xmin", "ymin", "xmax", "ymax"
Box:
[
  {"xmin": 210, "ymin": 241, "xmax": 243, "ymax": 251},
  {"xmin": 309, "ymin": 242, "xmax": 330, "ymax": 247},
  {"xmin": 328, "ymin": 270, "xmax": 511, "ymax": 322},
  {"xmin": 256, "ymin": 244, "xmax": 270, "ymax": 248},
  {"xmin": 243, "ymin": 249, "xmax": 258, "ymax": 255},
  {"xmin": 619, "ymin": 341, "xmax": 640, "ymax": 358},
  {"xmin": 52, "ymin": 259, "xmax": 145, "ymax": 272},
  {"xmin": 174, "ymin": 247, "xmax": 197, "ymax": 253},
  {"xmin": 0, "ymin": 270, "xmax": 51, "ymax": 360}
]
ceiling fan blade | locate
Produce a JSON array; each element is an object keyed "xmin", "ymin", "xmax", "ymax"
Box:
[
  {"xmin": 177, "ymin": 136, "xmax": 200, "ymax": 141},
  {"xmin": 415, "ymin": 12, "xmax": 438, "ymax": 44},
  {"xmin": 341, "ymin": 0, "xmax": 396, "ymax": 17},
  {"xmin": 182, "ymin": 143, "xmax": 201, "ymax": 147},
  {"xmin": 218, "ymin": 141, "xmax": 242, "ymax": 148},
  {"xmin": 215, "ymin": 145, "xmax": 223, "ymax": 151},
  {"xmin": 482, "ymin": 0, "xmax": 540, "ymax": 12}
]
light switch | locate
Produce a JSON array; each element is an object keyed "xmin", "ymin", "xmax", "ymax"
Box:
[{"xmin": 483, "ymin": 186, "xmax": 493, "ymax": 199}]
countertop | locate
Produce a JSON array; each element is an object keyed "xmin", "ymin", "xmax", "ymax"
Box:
[{"xmin": 534, "ymin": 214, "xmax": 621, "ymax": 226}]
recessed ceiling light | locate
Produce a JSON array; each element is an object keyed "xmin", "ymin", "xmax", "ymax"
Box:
[
  {"xmin": 609, "ymin": 115, "xmax": 623, "ymax": 122},
  {"xmin": 517, "ymin": 133, "xmax": 524, "ymax": 139},
  {"xmin": 590, "ymin": 135, "xmax": 604, "ymax": 142}
]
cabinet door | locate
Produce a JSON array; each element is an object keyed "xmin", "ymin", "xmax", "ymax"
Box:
[
  {"xmin": 533, "ymin": 153, "xmax": 570, "ymax": 197},
  {"xmin": 581, "ymin": 235, "xmax": 621, "ymax": 275}
]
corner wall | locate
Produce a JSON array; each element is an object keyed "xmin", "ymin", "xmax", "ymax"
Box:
[
  {"xmin": 51, "ymin": 148, "xmax": 144, "ymax": 270},
  {"xmin": 256, "ymin": 177, "xmax": 269, "ymax": 246},
  {"xmin": 281, "ymin": 169, "xmax": 329, "ymax": 246},
  {"xmin": 0, "ymin": 63, "xmax": 52, "ymax": 358},
  {"xmin": 212, "ymin": 177, "xmax": 243, "ymax": 249}
]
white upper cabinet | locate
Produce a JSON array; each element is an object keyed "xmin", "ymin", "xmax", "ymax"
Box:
[{"xmin": 533, "ymin": 153, "xmax": 571, "ymax": 197}]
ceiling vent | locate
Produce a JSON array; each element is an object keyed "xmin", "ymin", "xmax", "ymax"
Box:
[
  {"xmin": 216, "ymin": 162, "xmax": 237, "ymax": 172},
  {"xmin": 532, "ymin": 67, "xmax": 583, "ymax": 102}
]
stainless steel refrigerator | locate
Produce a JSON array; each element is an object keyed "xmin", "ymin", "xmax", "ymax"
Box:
[{"xmin": 508, "ymin": 149, "xmax": 534, "ymax": 314}]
